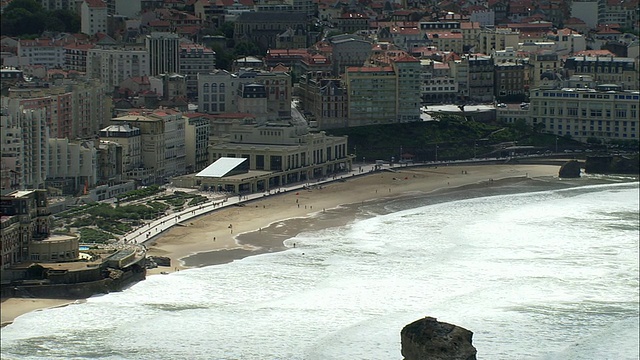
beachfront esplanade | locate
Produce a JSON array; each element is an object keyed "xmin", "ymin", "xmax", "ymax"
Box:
[{"xmin": 172, "ymin": 118, "xmax": 353, "ymax": 194}]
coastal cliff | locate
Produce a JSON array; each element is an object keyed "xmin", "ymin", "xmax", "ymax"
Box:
[{"xmin": 401, "ymin": 317, "xmax": 477, "ymax": 360}]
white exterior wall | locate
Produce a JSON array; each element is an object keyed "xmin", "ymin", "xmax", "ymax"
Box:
[
  {"xmin": 48, "ymin": 138, "xmax": 97, "ymax": 186},
  {"xmin": 162, "ymin": 113, "xmax": 186, "ymax": 177},
  {"xmin": 17, "ymin": 44, "xmax": 65, "ymax": 68},
  {"xmin": 530, "ymin": 87, "xmax": 640, "ymax": 142},
  {"xmin": 81, "ymin": 1, "xmax": 108, "ymax": 36},
  {"xmin": 198, "ymin": 71, "xmax": 237, "ymax": 114},
  {"xmin": 1, "ymin": 98, "xmax": 50, "ymax": 189},
  {"xmin": 87, "ymin": 48, "xmax": 150, "ymax": 89}
]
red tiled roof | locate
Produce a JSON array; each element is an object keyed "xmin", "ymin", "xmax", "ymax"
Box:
[
  {"xmin": 394, "ymin": 54, "xmax": 419, "ymax": 62},
  {"xmin": 85, "ymin": 0, "xmax": 106, "ymax": 8},
  {"xmin": 346, "ymin": 66, "xmax": 394, "ymax": 72}
]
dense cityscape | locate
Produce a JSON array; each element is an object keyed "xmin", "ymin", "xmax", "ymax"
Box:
[{"xmin": 0, "ymin": 0, "xmax": 639, "ymax": 356}]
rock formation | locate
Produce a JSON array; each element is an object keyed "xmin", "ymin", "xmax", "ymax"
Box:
[
  {"xmin": 401, "ymin": 316, "xmax": 477, "ymax": 360},
  {"xmin": 585, "ymin": 155, "xmax": 640, "ymax": 175},
  {"xmin": 558, "ymin": 160, "xmax": 582, "ymax": 178}
]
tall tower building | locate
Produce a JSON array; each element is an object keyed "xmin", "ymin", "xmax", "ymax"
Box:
[{"xmin": 145, "ymin": 32, "xmax": 180, "ymax": 76}]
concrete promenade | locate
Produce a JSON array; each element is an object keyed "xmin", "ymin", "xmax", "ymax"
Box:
[
  {"xmin": 123, "ymin": 164, "xmax": 380, "ymax": 246},
  {"xmin": 121, "ymin": 154, "xmax": 546, "ymax": 246}
]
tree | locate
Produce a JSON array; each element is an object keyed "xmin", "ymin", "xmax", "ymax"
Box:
[{"xmin": 1, "ymin": 0, "xmax": 80, "ymax": 36}]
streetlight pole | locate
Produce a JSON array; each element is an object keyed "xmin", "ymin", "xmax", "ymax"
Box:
[
  {"xmin": 555, "ymin": 137, "xmax": 558, "ymax": 153},
  {"xmin": 473, "ymin": 140, "xmax": 477, "ymax": 159},
  {"xmin": 435, "ymin": 144, "xmax": 438, "ymax": 162}
]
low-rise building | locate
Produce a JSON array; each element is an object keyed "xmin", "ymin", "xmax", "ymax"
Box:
[{"xmin": 175, "ymin": 121, "xmax": 352, "ymax": 194}]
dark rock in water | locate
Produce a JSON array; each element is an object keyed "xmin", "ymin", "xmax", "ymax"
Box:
[
  {"xmin": 148, "ymin": 256, "xmax": 171, "ymax": 267},
  {"xmin": 401, "ymin": 316, "xmax": 477, "ymax": 360},
  {"xmin": 559, "ymin": 160, "xmax": 581, "ymax": 178},
  {"xmin": 585, "ymin": 155, "xmax": 640, "ymax": 175}
]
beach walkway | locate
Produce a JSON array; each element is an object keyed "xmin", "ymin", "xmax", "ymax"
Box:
[
  {"xmin": 121, "ymin": 155, "xmax": 528, "ymax": 246},
  {"xmin": 123, "ymin": 163, "xmax": 381, "ymax": 246}
]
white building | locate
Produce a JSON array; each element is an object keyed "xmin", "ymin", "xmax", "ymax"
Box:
[
  {"xmin": 529, "ymin": 78, "xmax": 639, "ymax": 142},
  {"xmin": 109, "ymin": 108, "xmax": 186, "ymax": 183},
  {"xmin": 0, "ymin": 99, "xmax": 50, "ymax": 190},
  {"xmin": 48, "ymin": 138, "xmax": 98, "ymax": 189},
  {"xmin": 197, "ymin": 69, "xmax": 292, "ymax": 120},
  {"xmin": 87, "ymin": 46, "xmax": 150, "ymax": 89},
  {"xmin": 183, "ymin": 113, "xmax": 210, "ymax": 173},
  {"xmin": 15, "ymin": 38, "xmax": 66, "ymax": 69},
  {"xmin": 81, "ymin": 0, "xmax": 108, "ymax": 36},
  {"xmin": 470, "ymin": 9, "xmax": 495, "ymax": 27},
  {"xmin": 99, "ymin": 124, "xmax": 143, "ymax": 180},
  {"xmin": 545, "ymin": 29, "xmax": 586, "ymax": 56}
]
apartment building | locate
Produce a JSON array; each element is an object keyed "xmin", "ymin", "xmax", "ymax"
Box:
[
  {"xmin": 563, "ymin": 56, "xmax": 639, "ymax": 90},
  {"xmin": 420, "ymin": 60, "xmax": 458, "ymax": 104},
  {"xmin": 344, "ymin": 56, "xmax": 421, "ymax": 126},
  {"xmin": 0, "ymin": 100, "xmax": 49, "ymax": 190},
  {"xmin": 529, "ymin": 79, "xmax": 639, "ymax": 142},
  {"xmin": 99, "ymin": 124, "xmax": 143, "ymax": 180},
  {"xmin": 528, "ymin": 52, "xmax": 563, "ymax": 90},
  {"xmin": 451, "ymin": 54, "xmax": 495, "ymax": 103},
  {"xmin": 426, "ymin": 31, "xmax": 464, "ymax": 54},
  {"xmin": 179, "ymin": 42, "xmax": 216, "ymax": 99},
  {"xmin": 146, "ymin": 32, "xmax": 180, "ymax": 76},
  {"xmin": 545, "ymin": 28, "xmax": 586, "ymax": 55},
  {"xmin": 345, "ymin": 66, "xmax": 397, "ymax": 125},
  {"xmin": 494, "ymin": 61, "xmax": 526, "ymax": 102},
  {"xmin": 598, "ymin": 0, "xmax": 639, "ymax": 29},
  {"xmin": 6, "ymin": 78, "xmax": 109, "ymax": 139},
  {"xmin": 394, "ymin": 55, "xmax": 421, "ymax": 122},
  {"xmin": 475, "ymin": 28, "xmax": 520, "ymax": 55},
  {"xmin": 197, "ymin": 69, "xmax": 291, "ymax": 120},
  {"xmin": 298, "ymin": 75, "xmax": 347, "ymax": 129},
  {"xmin": 81, "ymin": 0, "xmax": 108, "ymax": 36},
  {"xmin": 64, "ymin": 43, "xmax": 95, "ymax": 72},
  {"xmin": 110, "ymin": 108, "xmax": 186, "ymax": 184},
  {"xmin": 183, "ymin": 113, "xmax": 210, "ymax": 173},
  {"xmin": 329, "ymin": 34, "xmax": 372, "ymax": 75},
  {"xmin": 16, "ymin": 38, "xmax": 66, "ymax": 68},
  {"xmin": 87, "ymin": 46, "xmax": 150, "ymax": 89},
  {"xmin": 47, "ymin": 138, "xmax": 97, "ymax": 193}
]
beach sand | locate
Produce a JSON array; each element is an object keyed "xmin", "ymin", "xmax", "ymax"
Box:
[
  {"xmin": 1, "ymin": 298, "xmax": 78, "ymax": 327},
  {"xmin": 146, "ymin": 164, "xmax": 559, "ymax": 273},
  {"xmin": 1, "ymin": 163, "xmax": 560, "ymax": 326}
]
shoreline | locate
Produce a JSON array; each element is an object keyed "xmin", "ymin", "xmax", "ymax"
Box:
[
  {"xmin": 146, "ymin": 164, "xmax": 562, "ymax": 272},
  {"xmin": 3, "ymin": 164, "xmax": 628, "ymax": 327}
]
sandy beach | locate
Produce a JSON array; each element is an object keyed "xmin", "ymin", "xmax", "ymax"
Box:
[
  {"xmin": 1, "ymin": 163, "xmax": 561, "ymax": 327},
  {"xmin": 146, "ymin": 163, "xmax": 560, "ymax": 272}
]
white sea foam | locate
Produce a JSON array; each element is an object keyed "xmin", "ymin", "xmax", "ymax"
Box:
[{"xmin": 1, "ymin": 183, "xmax": 638, "ymax": 360}]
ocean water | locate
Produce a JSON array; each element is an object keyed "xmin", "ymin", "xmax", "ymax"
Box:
[{"xmin": 2, "ymin": 181, "xmax": 639, "ymax": 360}]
